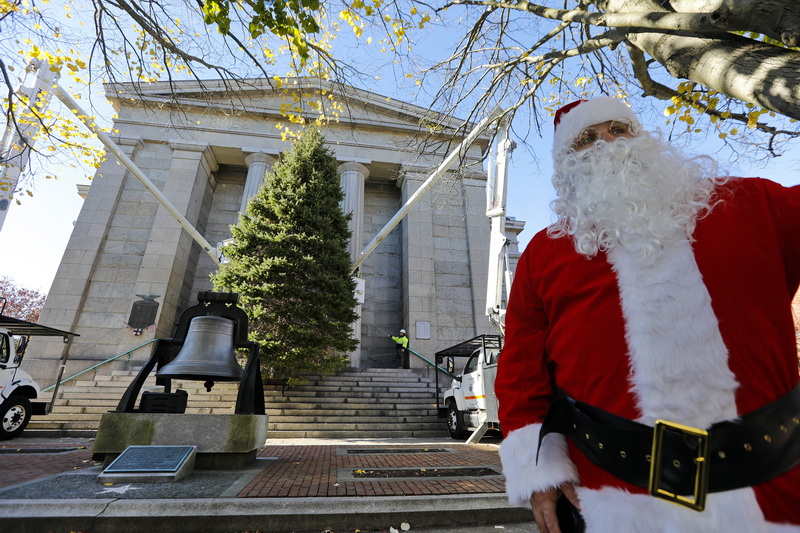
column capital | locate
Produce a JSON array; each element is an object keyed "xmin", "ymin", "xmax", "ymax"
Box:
[
  {"xmin": 240, "ymin": 153, "xmax": 276, "ymax": 213},
  {"xmin": 168, "ymin": 140, "xmax": 218, "ymax": 174},
  {"xmin": 395, "ymin": 165, "xmax": 428, "ymax": 190},
  {"xmin": 105, "ymin": 135, "xmax": 144, "ymax": 156},
  {"xmin": 337, "ymin": 161, "xmax": 370, "ymax": 179},
  {"xmin": 244, "ymin": 152, "xmax": 276, "ymax": 167},
  {"xmin": 399, "ymin": 161, "xmax": 431, "ymax": 174},
  {"xmin": 168, "ymin": 140, "xmax": 210, "ymax": 153}
]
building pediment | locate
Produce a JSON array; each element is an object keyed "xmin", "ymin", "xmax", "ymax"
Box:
[
  {"xmin": 105, "ymin": 77, "xmax": 491, "ymax": 171},
  {"xmin": 105, "ymin": 77, "xmax": 475, "ymax": 141}
]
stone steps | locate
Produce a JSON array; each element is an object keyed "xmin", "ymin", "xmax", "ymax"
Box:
[
  {"xmin": 264, "ymin": 388, "xmax": 435, "ymax": 397},
  {"xmin": 259, "ymin": 368, "xmax": 447, "ymax": 438},
  {"xmin": 266, "ymin": 408, "xmax": 438, "ymax": 417},
  {"xmin": 28, "ymin": 367, "xmax": 449, "ymax": 439},
  {"xmin": 57, "ymin": 391, "xmax": 239, "ymax": 402},
  {"xmin": 266, "ymin": 415, "xmax": 438, "ymax": 424},
  {"xmin": 267, "ymin": 429, "xmax": 447, "ymax": 439},
  {"xmin": 293, "ymin": 379, "xmax": 434, "ymax": 388},
  {"xmin": 269, "ymin": 421, "xmax": 444, "ymax": 431},
  {"xmin": 261, "ymin": 398, "xmax": 435, "ymax": 408},
  {"xmin": 44, "ymin": 405, "xmax": 238, "ymax": 416}
]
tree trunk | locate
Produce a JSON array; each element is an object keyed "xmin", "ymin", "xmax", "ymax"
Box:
[
  {"xmin": 602, "ymin": 0, "xmax": 800, "ymax": 119},
  {"xmin": 669, "ymin": 0, "xmax": 800, "ymax": 47}
]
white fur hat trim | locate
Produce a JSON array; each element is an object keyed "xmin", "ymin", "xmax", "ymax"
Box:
[{"xmin": 553, "ymin": 96, "xmax": 639, "ymax": 155}]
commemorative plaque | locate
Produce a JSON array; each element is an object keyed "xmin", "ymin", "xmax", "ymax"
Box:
[{"xmin": 99, "ymin": 445, "xmax": 196, "ymax": 483}]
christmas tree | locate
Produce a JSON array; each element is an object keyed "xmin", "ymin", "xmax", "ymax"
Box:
[{"xmin": 213, "ymin": 129, "xmax": 358, "ymax": 383}]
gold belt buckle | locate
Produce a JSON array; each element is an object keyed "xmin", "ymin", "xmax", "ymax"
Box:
[{"xmin": 648, "ymin": 419, "xmax": 710, "ymax": 511}]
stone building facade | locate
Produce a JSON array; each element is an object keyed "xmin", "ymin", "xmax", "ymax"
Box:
[{"xmin": 30, "ymin": 78, "xmax": 524, "ymax": 383}]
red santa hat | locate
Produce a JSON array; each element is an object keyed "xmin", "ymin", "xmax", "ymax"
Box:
[{"xmin": 552, "ymin": 96, "xmax": 640, "ymax": 155}]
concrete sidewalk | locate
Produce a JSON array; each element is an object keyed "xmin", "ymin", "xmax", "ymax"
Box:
[{"xmin": 0, "ymin": 435, "xmax": 535, "ymax": 533}]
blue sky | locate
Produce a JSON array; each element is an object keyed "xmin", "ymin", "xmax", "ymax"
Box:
[
  {"xmin": 1, "ymin": 103, "xmax": 798, "ymax": 294},
  {"xmin": 1, "ymin": 5, "xmax": 799, "ymax": 292}
]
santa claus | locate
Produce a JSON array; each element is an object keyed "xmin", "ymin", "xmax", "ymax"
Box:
[{"xmin": 496, "ymin": 96, "xmax": 800, "ymax": 532}]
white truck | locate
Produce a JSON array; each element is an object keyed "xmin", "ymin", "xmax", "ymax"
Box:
[
  {"xmin": 438, "ymin": 334, "xmax": 503, "ymax": 442},
  {"xmin": 438, "ymin": 114, "xmax": 516, "ymax": 443},
  {"xmin": 0, "ymin": 312, "xmax": 78, "ymax": 440}
]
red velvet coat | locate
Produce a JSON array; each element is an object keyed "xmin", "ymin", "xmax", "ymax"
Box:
[{"xmin": 497, "ymin": 178, "xmax": 800, "ymax": 531}]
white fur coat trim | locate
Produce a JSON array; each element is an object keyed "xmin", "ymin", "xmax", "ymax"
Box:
[
  {"xmin": 607, "ymin": 239, "xmax": 739, "ymax": 427},
  {"xmin": 577, "ymin": 485, "xmax": 799, "ymax": 532},
  {"xmin": 499, "ymin": 423, "xmax": 579, "ymax": 507}
]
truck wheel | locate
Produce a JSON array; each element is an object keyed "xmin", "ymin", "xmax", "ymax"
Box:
[
  {"xmin": 446, "ymin": 402, "xmax": 469, "ymax": 440},
  {"xmin": 0, "ymin": 395, "xmax": 32, "ymax": 440}
]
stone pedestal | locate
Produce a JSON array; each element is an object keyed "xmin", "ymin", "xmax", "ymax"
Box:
[{"xmin": 92, "ymin": 412, "xmax": 267, "ymax": 469}]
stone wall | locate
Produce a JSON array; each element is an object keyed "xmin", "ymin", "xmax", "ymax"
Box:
[
  {"xmin": 28, "ymin": 78, "xmax": 517, "ymax": 386},
  {"xmin": 189, "ymin": 167, "xmax": 246, "ymax": 298},
  {"xmin": 359, "ymin": 180, "xmax": 403, "ymax": 367}
]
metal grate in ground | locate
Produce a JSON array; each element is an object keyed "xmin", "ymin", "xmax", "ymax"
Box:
[
  {"xmin": 338, "ymin": 466, "xmax": 503, "ymax": 481},
  {"xmin": 0, "ymin": 447, "xmax": 83, "ymax": 454},
  {"xmin": 338, "ymin": 448, "xmax": 451, "ymax": 455}
]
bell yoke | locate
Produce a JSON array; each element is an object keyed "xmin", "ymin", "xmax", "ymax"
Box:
[{"xmin": 115, "ymin": 291, "xmax": 265, "ymax": 415}]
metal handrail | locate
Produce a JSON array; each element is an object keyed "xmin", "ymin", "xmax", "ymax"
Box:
[
  {"xmin": 41, "ymin": 339, "xmax": 158, "ymax": 392},
  {"xmin": 407, "ymin": 347, "xmax": 455, "ymax": 378}
]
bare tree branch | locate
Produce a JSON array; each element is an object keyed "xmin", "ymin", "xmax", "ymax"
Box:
[
  {"xmin": 626, "ymin": 43, "xmax": 676, "ymax": 100},
  {"xmin": 448, "ymin": 0, "xmax": 752, "ymax": 33}
]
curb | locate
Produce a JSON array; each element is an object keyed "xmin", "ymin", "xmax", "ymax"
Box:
[{"xmin": 0, "ymin": 494, "xmax": 532, "ymax": 533}]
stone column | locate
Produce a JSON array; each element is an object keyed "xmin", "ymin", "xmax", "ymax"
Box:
[
  {"xmin": 462, "ymin": 174, "xmax": 494, "ymax": 336},
  {"xmin": 240, "ymin": 153, "xmax": 276, "ymax": 213},
  {"xmin": 337, "ymin": 161, "xmax": 370, "ymax": 367},
  {"xmin": 133, "ymin": 141, "xmax": 218, "ymax": 337},
  {"xmin": 32, "ymin": 136, "xmax": 144, "ymax": 381},
  {"xmin": 504, "ymin": 218, "xmax": 526, "ymax": 275},
  {"xmin": 337, "ymin": 161, "xmax": 370, "ymax": 261},
  {"xmin": 397, "ymin": 166, "xmax": 436, "ymax": 366}
]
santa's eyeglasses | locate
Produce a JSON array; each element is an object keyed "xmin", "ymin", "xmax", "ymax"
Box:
[{"xmin": 573, "ymin": 118, "xmax": 635, "ymax": 150}]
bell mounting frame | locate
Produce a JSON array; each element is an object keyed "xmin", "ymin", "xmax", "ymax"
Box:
[{"xmin": 114, "ymin": 292, "xmax": 265, "ymax": 415}]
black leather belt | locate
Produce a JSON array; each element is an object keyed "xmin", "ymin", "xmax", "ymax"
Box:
[{"xmin": 538, "ymin": 384, "xmax": 800, "ymax": 511}]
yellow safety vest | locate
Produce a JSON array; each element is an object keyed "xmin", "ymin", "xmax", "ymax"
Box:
[{"xmin": 391, "ymin": 335, "xmax": 409, "ymax": 348}]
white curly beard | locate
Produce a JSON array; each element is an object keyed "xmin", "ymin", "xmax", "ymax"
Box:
[{"xmin": 548, "ymin": 133, "xmax": 721, "ymax": 261}]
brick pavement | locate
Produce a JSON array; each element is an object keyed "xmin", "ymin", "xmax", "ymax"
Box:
[
  {"xmin": 240, "ymin": 444, "xmax": 506, "ymax": 498},
  {"xmin": 0, "ymin": 440, "xmax": 98, "ymax": 489},
  {"xmin": 0, "ymin": 439, "xmax": 508, "ymax": 501},
  {"xmin": 0, "ymin": 439, "xmax": 528, "ymax": 533}
]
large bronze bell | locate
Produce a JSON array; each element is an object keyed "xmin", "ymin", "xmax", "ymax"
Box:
[{"xmin": 156, "ymin": 315, "xmax": 243, "ymax": 389}]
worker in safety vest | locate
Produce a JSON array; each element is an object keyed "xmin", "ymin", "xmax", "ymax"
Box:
[{"xmin": 390, "ymin": 329, "xmax": 409, "ymax": 369}]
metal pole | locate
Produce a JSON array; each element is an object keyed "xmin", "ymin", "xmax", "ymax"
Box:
[
  {"xmin": 350, "ymin": 107, "xmax": 505, "ymax": 273},
  {"xmin": 45, "ymin": 334, "xmax": 74, "ymax": 415},
  {"xmin": 0, "ymin": 59, "xmax": 61, "ymax": 231},
  {"xmin": 485, "ymin": 116, "xmax": 515, "ymax": 327},
  {"xmin": 51, "ymin": 84, "xmax": 221, "ymax": 266}
]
